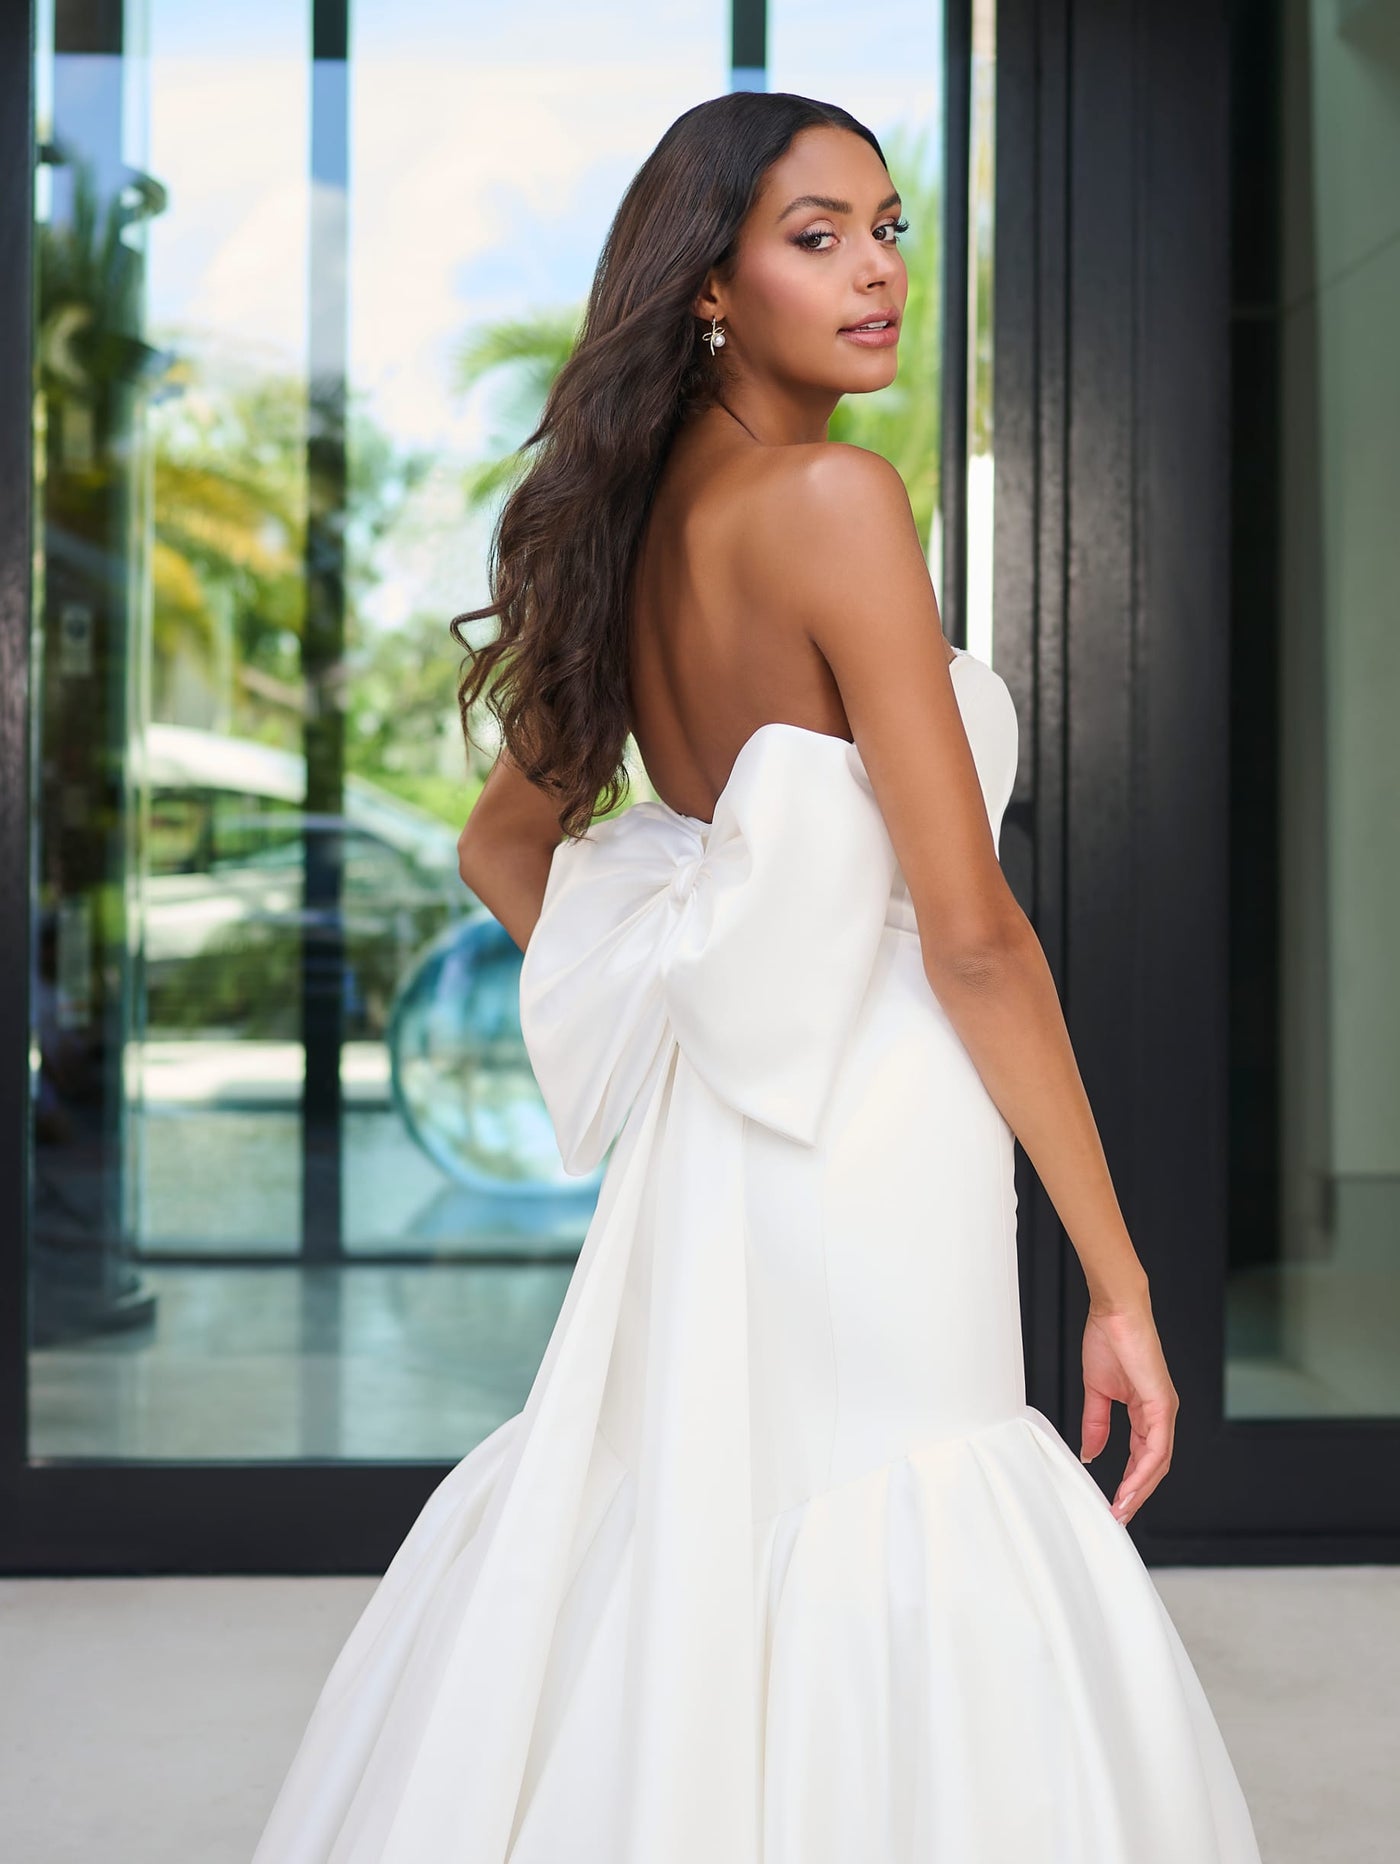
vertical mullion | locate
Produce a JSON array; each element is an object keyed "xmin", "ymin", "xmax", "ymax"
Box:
[
  {"xmin": 942, "ymin": 0, "xmax": 973, "ymax": 647},
  {"xmin": 301, "ymin": 0, "xmax": 351, "ymax": 1263},
  {"xmin": 731, "ymin": 0, "xmax": 766, "ymax": 90},
  {"xmin": 0, "ymin": 0, "xmax": 35, "ymax": 1485}
]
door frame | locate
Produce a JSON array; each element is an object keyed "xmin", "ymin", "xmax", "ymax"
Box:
[{"xmin": 997, "ymin": 0, "xmax": 1399, "ymax": 1562}]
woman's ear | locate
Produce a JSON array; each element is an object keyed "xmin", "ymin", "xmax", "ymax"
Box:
[{"xmin": 691, "ymin": 276, "xmax": 724, "ymax": 322}]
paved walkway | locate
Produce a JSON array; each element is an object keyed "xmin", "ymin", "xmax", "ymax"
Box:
[{"xmin": 2, "ymin": 1565, "xmax": 1396, "ymax": 1861}]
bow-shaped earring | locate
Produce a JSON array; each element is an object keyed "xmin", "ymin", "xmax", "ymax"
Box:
[{"xmin": 702, "ymin": 315, "xmax": 727, "ymax": 356}]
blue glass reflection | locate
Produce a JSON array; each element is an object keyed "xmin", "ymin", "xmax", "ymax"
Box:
[{"xmin": 388, "ymin": 912, "xmax": 602, "ymax": 1200}]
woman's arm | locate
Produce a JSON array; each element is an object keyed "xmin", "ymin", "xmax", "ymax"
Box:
[
  {"xmin": 456, "ymin": 745, "xmax": 566, "ymax": 953},
  {"xmin": 770, "ymin": 444, "xmax": 1176, "ymax": 1523}
]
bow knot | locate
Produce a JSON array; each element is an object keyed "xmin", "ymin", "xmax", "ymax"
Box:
[
  {"xmin": 519, "ymin": 725, "xmax": 899, "ymax": 1175},
  {"xmin": 668, "ymin": 847, "xmax": 706, "ymax": 903}
]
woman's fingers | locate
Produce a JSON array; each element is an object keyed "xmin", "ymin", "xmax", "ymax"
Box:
[
  {"xmin": 1080, "ymin": 1304, "xmax": 1179, "ymax": 1526},
  {"xmin": 1110, "ymin": 1397, "xmax": 1177, "ymax": 1523},
  {"xmin": 1079, "ymin": 1385, "xmax": 1113, "ymax": 1464}
]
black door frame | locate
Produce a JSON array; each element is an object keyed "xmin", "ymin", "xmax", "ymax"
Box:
[
  {"xmin": 997, "ymin": 0, "xmax": 1399, "ymax": 1562},
  {"xmin": 0, "ymin": 0, "xmax": 41, "ymax": 1565}
]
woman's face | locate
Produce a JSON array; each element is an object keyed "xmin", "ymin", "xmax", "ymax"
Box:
[{"xmin": 703, "ymin": 125, "xmax": 909, "ymax": 398}]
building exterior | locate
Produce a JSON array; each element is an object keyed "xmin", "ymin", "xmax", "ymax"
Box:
[{"xmin": 1, "ymin": 0, "xmax": 1396, "ymax": 1571}]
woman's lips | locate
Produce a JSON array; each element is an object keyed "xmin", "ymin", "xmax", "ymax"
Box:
[{"xmin": 838, "ymin": 319, "xmax": 899, "ymax": 348}]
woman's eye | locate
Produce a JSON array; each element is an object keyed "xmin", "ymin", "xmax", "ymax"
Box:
[{"xmin": 793, "ymin": 216, "xmax": 910, "ymax": 254}]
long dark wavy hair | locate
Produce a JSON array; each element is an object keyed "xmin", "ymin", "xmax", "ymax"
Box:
[{"xmin": 449, "ymin": 91, "xmax": 887, "ymax": 839}]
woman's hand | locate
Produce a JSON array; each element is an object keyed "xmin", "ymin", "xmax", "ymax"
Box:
[{"xmin": 1079, "ymin": 1288, "xmax": 1179, "ymax": 1527}]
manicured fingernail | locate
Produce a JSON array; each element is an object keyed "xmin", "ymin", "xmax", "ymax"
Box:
[
  {"xmin": 1080, "ymin": 1449, "xmax": 1090, "ymax": 1461},
  {"xmin": 1115, "ymin": 1490, "xmax": 1135, "ymax": 1512}
]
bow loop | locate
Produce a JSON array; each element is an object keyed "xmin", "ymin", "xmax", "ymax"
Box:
[{"xmin": 519, "ymin": 725, "xmax": 898, "ymax": 1175}]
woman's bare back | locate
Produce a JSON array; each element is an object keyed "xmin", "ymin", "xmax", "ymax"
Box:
[{"xmin": 628, "ymin": 411, "xmax": 957, "ymax": 824}]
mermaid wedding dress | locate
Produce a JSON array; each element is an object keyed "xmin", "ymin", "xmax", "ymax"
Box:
[{"xmin": 250, "ymin": 647, "xmax": 1263, "ymax": 1863}]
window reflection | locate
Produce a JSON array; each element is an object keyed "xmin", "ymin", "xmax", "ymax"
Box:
[
  {"xmin": 29, "ymin": 0, "xmax": 961, "ymax": 1462},
  {"xmin": 1225, "ymin": 0, "xmax": 1400, "ymax": 1419}
]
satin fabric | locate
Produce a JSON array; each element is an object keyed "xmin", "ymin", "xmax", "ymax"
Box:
[{"xmin": 250, "ymin": 649, "xmax": 1263, "ymax": 1863}]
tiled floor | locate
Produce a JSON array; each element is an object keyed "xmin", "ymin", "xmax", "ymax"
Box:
[{"xmin": 2, "ymin": 1565, "xmax": 1396, "ymax": 1862}]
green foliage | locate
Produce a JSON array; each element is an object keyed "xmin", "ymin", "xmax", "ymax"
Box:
[
  {"xmin": 144, "ymin": 362, "xmax": 436, "ymax": 746},
  {"xmin": 148, "ymin": 364, "xmax": 306, "ymax": 685},
  {"xmin": 451, "ymin": 309, "xmax": 585, "ymax": 509},
  {"xmin": 344, "ymin": 608, "xmax": 469, "ymax": 827}
]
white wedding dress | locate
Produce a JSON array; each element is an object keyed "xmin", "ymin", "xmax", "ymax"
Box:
[{"xmin": 251, "ymin": 647, "xmax": 1263, "ymax": 1863}]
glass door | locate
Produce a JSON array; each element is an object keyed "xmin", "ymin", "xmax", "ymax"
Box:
[
  {"xmin": 7, "ymin": 0, "xmax": 975, "ymax": 1569},
  {"xmin": 1214, "ymin": 0, "xmax": 1400, "ymax": 1542}
]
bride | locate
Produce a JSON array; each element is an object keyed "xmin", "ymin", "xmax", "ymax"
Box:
[{"xmin": 251, "ymin": 90, "xmax": 1263, "ymax": 1863}]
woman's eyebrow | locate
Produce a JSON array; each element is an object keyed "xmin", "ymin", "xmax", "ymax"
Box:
[{"xmin": 775, "ymin": 189, "xmax": 902, "ymax": 222}]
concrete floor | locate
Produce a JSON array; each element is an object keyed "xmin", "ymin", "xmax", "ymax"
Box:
[{"xmin": 2, "ymin": 1564, "xmax": 1396, "ymax": 1862}]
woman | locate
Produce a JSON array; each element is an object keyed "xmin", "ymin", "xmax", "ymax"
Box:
[{"xmin": 251, "ymin": 92, "xmax": 1263, "ymax": 1862}]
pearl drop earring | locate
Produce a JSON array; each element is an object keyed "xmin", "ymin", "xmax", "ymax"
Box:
[{"xmin": 702, "ymin": 315, "xmax": 727, "ymax": 355}]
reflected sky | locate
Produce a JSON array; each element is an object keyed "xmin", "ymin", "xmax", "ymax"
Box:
[
  {"xmin": 36, "ymin": 0, "xmax": 945, "ymax": 633},
  {"xmin": 105, "ymin": 3, "xmax": 941, "ymax": 440}
]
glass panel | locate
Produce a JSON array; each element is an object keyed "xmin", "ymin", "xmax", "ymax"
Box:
[
  {"xmin": 966, "ymin": 0, "xmax": 996, "ymax": 660},
  {"xmin": 1225, "ymin": 0, "xmax": 1400, "ymax": 1419},
  {"xmin": 29, "ymin": 2, "xmax": 959, "ymax": 1463}
]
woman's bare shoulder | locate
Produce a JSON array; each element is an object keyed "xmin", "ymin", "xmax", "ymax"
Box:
[
  {"xmin": 719, "ymin": 442, "xmax": 915, "ymax": 616},
  {"xmin": 719, "ymin": 441, "xmax": 911, "ymax": 604},
  {"xmin": 747, "ymin": 438, "xmax": 909, "ymax": 512}
]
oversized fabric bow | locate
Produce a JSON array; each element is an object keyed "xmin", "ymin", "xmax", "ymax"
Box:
[{"xmin": 518, "ymin": 722, "xmax": 901, "ymax": 1173}]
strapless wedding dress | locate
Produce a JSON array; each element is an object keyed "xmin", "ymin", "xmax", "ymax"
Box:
[{"xmin": 250, "ymin": 647, "xmax": 1263, "ymax": 1863}]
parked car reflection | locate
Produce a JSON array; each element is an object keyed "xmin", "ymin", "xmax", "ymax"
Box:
[{"xmin": 137, "ymin": 725, "xmax": 463, "ymax": 1041}]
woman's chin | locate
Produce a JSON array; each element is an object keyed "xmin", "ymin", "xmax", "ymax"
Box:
[{"xmin": 837, "ymin": 356, "xmax": 900, "ymax": 393}]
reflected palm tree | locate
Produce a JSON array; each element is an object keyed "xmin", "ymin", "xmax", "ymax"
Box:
[
  {"xmin": 148, "ymin": 373, "xmax": 304, "ymax": 680},
  {"xmin": 453, "ymin": 310, "xmax": 587, "ymax": 508}
]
